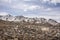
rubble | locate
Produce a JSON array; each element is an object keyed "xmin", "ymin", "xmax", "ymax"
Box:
[{"xmin": 0, "ymin": 24, "xmax": 60, "ymax": 40}]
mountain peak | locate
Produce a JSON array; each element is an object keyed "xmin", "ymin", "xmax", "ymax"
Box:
[
  {"xmin": 0, "ymin": 14, "xmax": 59, "ymax": 26},
  {"xmin": 5, "ymin": 14, "xmax": 12, "ymax": 17}
]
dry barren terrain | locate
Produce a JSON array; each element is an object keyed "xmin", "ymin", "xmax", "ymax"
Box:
[{"xmin": 0, "ymin": 20, "xmax": 60, "ymax": 40}]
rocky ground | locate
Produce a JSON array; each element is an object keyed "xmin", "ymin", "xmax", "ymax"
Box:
[{"xmin": 0, "ymin": 20, "xmax": 60, "ymax": 40}]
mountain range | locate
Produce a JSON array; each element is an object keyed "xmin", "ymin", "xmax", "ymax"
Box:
[{"xmin": 0, "ymin": 14, "xmax": 59, "ymax": 26}]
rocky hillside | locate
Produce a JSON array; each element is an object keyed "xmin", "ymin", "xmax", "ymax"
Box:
[
  {"xmin": 0, "ymin": 14, "xmax": 60, "ymax": 40},
  {"xmin": 0, "ymin": 18, "xmax": 60, "ymax": 40}
]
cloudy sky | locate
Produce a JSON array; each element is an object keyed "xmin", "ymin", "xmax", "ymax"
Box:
[{"xmin": 0, "ymin": 0, "xmax": 60, "ymax": 22}]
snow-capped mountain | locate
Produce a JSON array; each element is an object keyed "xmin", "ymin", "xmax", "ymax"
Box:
[
  {"xmin": 0, "ymin": 14, "xmax": 58, "ymax": 25},
  {"xmin": 48, "ymin": 19, "xmax": 58, "ymax": 26},
  {"xmin": 14, "ymin": 16, "xmax": 25, "ymax": 21},
  {"xmin": 0, "ymin": 14, "xmax": 15, "ymax": 21}
]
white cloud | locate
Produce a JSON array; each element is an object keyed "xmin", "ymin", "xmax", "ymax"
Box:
[
  {"xmin": 45, "ymin": 8, "xmax": 52, "ymax": 11},
  {"xmin": 0, "ymin": 12, "xmax": 9, "ymax": 16},
  {"xmin": 24, "ymin": 5, "xmax": 40, "ymax": 10},
  {"xmin": 0, "ymin": 0, "xmax": 12, "ymax": 3},
  {"xmin": 23, "ymin": 0, "xmax": 31, "ymax": 1},
  {"xmin": 42, "ymin": 0, "xmax": 60, "ymax": 3},
  {"xmin": 51, "ymin": 0, "xmax": 60, "ymax": 3},
  {"xmin": 11, "ymin": 3, "xmax": 53, "ymax": 12},
  {"xmin": 42, "ymin": 0, "xmax": 49, "ymax": 2},
  {"xmin": 41, "ymin": 0, "xmax": 60, "ymax": 5},
  {"xmin": 12, "ymin": 4, "xmax": 40, "ymax": 11}
]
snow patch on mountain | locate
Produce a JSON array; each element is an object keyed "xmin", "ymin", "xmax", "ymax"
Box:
[{"xmin": 0, "ymin": 14, "xmax": 59, "ymax": 26}]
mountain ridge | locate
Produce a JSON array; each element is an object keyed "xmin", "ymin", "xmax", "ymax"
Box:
[{"xmin": 0, "ymin": 14, "xmax": 59, "ymax": 26}]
